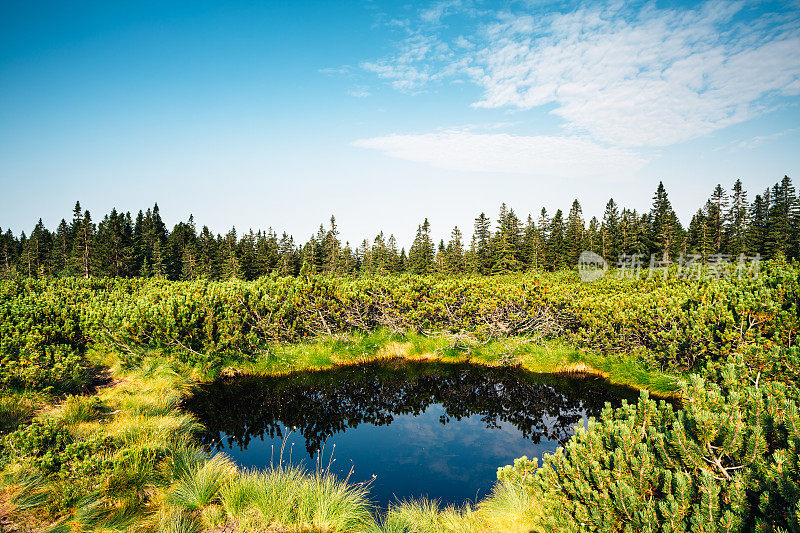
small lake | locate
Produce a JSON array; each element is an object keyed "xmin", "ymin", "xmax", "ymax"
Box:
[{"xmin": 184, "ymin": 359, "xmax": 641, "ymax": 507}]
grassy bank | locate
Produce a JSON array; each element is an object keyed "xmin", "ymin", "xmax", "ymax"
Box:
[
  {"xmin": 213, "ymin": 329, "xmax": 679, "ymax": 398},
  {"xmin": 2, "ymin": 262, "xmax": 798, "ymax": 531},
  {"xmin": 1, "ymin": 344, "xmax": 566, "ymax": 532}
]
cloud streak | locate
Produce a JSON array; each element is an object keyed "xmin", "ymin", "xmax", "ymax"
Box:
[{"xmin": 352, "ymin": 131, "xmax": 647, "ymax": 179}]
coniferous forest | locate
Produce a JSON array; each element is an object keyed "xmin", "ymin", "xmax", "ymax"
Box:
[{"xmin": 2, "ymin": 176, "xmax": 797, "ymax": 280}]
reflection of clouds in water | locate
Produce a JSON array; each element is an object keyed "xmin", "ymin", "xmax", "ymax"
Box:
[
  {"xmin": 187, "ymin": 360, "xmax": 642, "ymax": 506},
  {"xmin": 386, "ymin": 404, "xmax": 546, "ymax": 484}
]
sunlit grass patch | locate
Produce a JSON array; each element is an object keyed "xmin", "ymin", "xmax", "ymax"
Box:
[
  {"xmin": 105, "ymin": 413, "xmax": 200, "ymax": 448},
  {"xmin": 0, "ymin": 392, "xmax": 42, "ymax": 434},
  {"xmin": 165, "ymin": 453, "xmax": 236, "ymax": 512},
  {"xmin": 474, "ymin": 481, "xmax": 542, "ymax": 533},
  {"xmin": 220, "ymin": 465, "xmax": 374, "ymax": 532},
  {"xmin": 373, "ymin": 498, "xmax": 480, "ymax": 533}
]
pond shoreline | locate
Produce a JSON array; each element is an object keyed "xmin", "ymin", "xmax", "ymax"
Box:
[{"xmin": 206, "ymin": 331, "xmax": 681, "ymax": 400}]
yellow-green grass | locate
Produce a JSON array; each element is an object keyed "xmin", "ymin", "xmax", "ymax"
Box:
[
  {"xmin": 214, "ymin": 329, "xmax": 680, "ymax": 398},
  {"xmin": 0, "ymin": 391, "xmax": 45, "ymax": 434},
  {"xmin": 1, "ymin": 353, "xmax": 386, "ymax": 532},
  {"xmin": 2, "ymin": 331, "xmax": 678, "ymax": 532}
]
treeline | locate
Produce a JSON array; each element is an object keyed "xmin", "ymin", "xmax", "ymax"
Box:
[{"xmin": 0, "ymin": 176, "xmax": 797, "ymax": 280}]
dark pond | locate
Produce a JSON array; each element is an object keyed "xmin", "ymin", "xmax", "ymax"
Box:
[{"xmin": 184, "ymin": 359, "xmax": 641, "ymax": 507}]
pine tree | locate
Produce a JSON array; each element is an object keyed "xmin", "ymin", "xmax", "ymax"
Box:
[
  {"xmin": 445, "ymin": 226, "xmax": 465, "ymax": 275},
  {"xmin": 707, "ymin": 184, "xmax": 728, "ymax": 253},
  {"xmin": 277, "ymin": 233, "xmax": 298, "ymax": 277},
  {"xmin": 408, "ymin": 218, "xmax": 434, "ymax": 274},
  {"xmin": 220, "ymin": 228, "xmax": 242, "ymax": 279},
  {"xmin": 492, "ymin": 204, "xmax": 523, "ymax": 274},
  {"xmin": 547, "ymin": 210, "xmax": 565, "ymax": 270},
  {"xmin": 325, "ymin": 215, "xmax": 341, "ymax": 275},
  {"xmin": 357, "ymin": 239, "xmax": 372, "ymax": 275},
  {"xmin": 521, "ymin": 215, "xmax": 536, "ymax": 270},
  {"xmin": 601, "ymin": 199, "xmax": 619, "ymax": 261},
  {"xmin": 53, "ymin": 219, "xmax": 70, "ymax": 276},
  {"xmin": 472, "ymin": 213, "xmax": 492, "ymax": 275},
  {"xmin": 748, "ymin": 193, "xmax": 769, "ymax": 256},
  {"xmin": 68, "ymin": 209, "xmax": 96, "ymax": 279},
  {"xmin": 766, "ymin": 176, "xmax": 798, "ymax": 258},
  {"xmin": 586, "ymin": 217, "xmax": 600, "ymax": 255},
  {"xmin": 387, "ymin": 234, "xmax": 401, "ymax": 273},
  {"xmin": 565, "ymin": 199, "xmax": 585, "ymax": 266},
  {"xmin": 727, "ymin": 179, "xmax": 749, "ymax": 256},
  {"xmin": 534, "ymin": 208, "xmax": 549, "ymax": 270},
  {"xmin": 372, "ymin": 232, "xmax": 389, "ymax": 275},
  {"xmin": 649, "ymin": 182, "xmax": 682, "ymax": 260}
]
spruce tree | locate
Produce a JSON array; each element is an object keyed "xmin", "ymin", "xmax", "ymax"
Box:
[
  {"xmin": 472, "ymin": 213, "xmax": 492, "ymax": 275},
  {"xmin": 492, "ymin": 204, "xmax": 523, "ymax": 274},
  {"xmin": 372, "ymin": 232, "xmax": 389, "ymax": 275},
  {"xmin": 727, "ymin": 179, "xmax": 749, "ymax": 256},
  {"xmin": 357, "ymin": 239, "xmax": 371, "ymax": 275},
  {"xmin": 445, "ymin": 226, "xmax": 465, "ymax": 275},
  {"xmin": 277, "ymin": 232, "xmax": 298, "ymax": 277},
  {"xmin": 53, "ymin": 219, "xmax": 70, "ymax": 276},
  {"xmin": 601, "ymin": 199, "xmax": 619, "ymax": 261},
  {"xmin": 69, "ymin": 209, "xmax": 96, "ymax": 279},
  {"xmin": 534, "ymin": 208, "xmax": 549, "ymax": 270},
  {"xmin": 387, "ymin": 234, "xmax": 401, "ymax": 273},
  {"xmin": 748, "ymin": 193, "xmax": 769, "ymax": 257},
  {"xmin": 766, "ymin": 176, "xmax": 798, "ymax": 258},
  {"xmin": 707, "ymin": 184, "xmax": 729, "ymax": 253},
  {"xmin": 586, "ymin": 216, "xmax": 600, "ymax": 255},
  {"xmin": 325, "ymin": 216, "xmax": 341, "ymax": 275},
  {"xmin": 649, "ymin": 182, "xmax": 682, "ymax": 260},
  {"xmin": 408, "ymin": 218, "xmax": 434, "ymax": 274},
  {"xmin": 547, "ymin": 210, "xmax": 565, "ymax": 270},
  {"xmin": 521, "ymin": 215, "xmax": 536, "ymax": 270},
  {"xmin": 221, "ymin": 228, "xmax": 242, "ymax": 279},
  {"xmin": 565, "ymin": 199, "xmax": 585, "ymax": 266}
]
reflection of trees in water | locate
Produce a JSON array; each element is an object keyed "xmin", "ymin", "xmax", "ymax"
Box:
[{"xmin": 184, "ymin": 360, "xmax": 640, "ymax": 456}]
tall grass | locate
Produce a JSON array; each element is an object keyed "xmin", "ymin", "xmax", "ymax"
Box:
[
  {"xmin": 0, "ymin": 394, "xmax": 39, "ymax": 434},
  {"xmin": 220, "ymin": 465, "xmax": 374, "ymax": 532},
  {"xmin": 2, "ymin": 334, "xmax": 678, "ymax": 531}
]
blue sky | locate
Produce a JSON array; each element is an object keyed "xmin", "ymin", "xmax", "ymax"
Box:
[{"xmin": 1, "ymin": 0, "xmax": 799, "ymax": 247}]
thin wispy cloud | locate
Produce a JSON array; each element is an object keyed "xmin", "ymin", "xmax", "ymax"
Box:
[
  {"xmin": 714, "ymin": 127, "xmax": 799, "ymax": 151},
  {"xmin": 470, "ymin": 1, "xmax": 800, "ymax": 147},
  {"xmin": 352, "ymin": 131, "xmax": 647, "ymax": 179},
  {"xmin": 355, "ymin": 0, "xmax": 800, "ymax": 177},
  {"xmin": 348, "ymin": 86, "xmax": 372, "ymax": 98},
  {"xmin": 319, "ymin": 66, "xmax": 353, "ymax": 76}
]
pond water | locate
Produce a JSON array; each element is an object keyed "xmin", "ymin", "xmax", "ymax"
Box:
[{"xmin": 183, "ymin": 359, "xmax": 641, "ymax": 507}]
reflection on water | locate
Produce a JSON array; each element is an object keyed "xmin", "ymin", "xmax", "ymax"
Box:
[{"xmin": 184, "ymin": 359, "xmax": 640, "ymax": 506}]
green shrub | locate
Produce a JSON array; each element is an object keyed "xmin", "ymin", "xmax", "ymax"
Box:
[
  {"xmin": 507, "ymin": 358, "xmax": 800, "ymax": 532},
  {"xmin": 4, "ymin": 260, "xmax": 800, "ymax": 375}
]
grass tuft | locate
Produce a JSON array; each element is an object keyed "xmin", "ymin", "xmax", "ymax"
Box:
[{"xmin": 165, "ymin": 453, "xmax": 237, "ymax": 512}]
